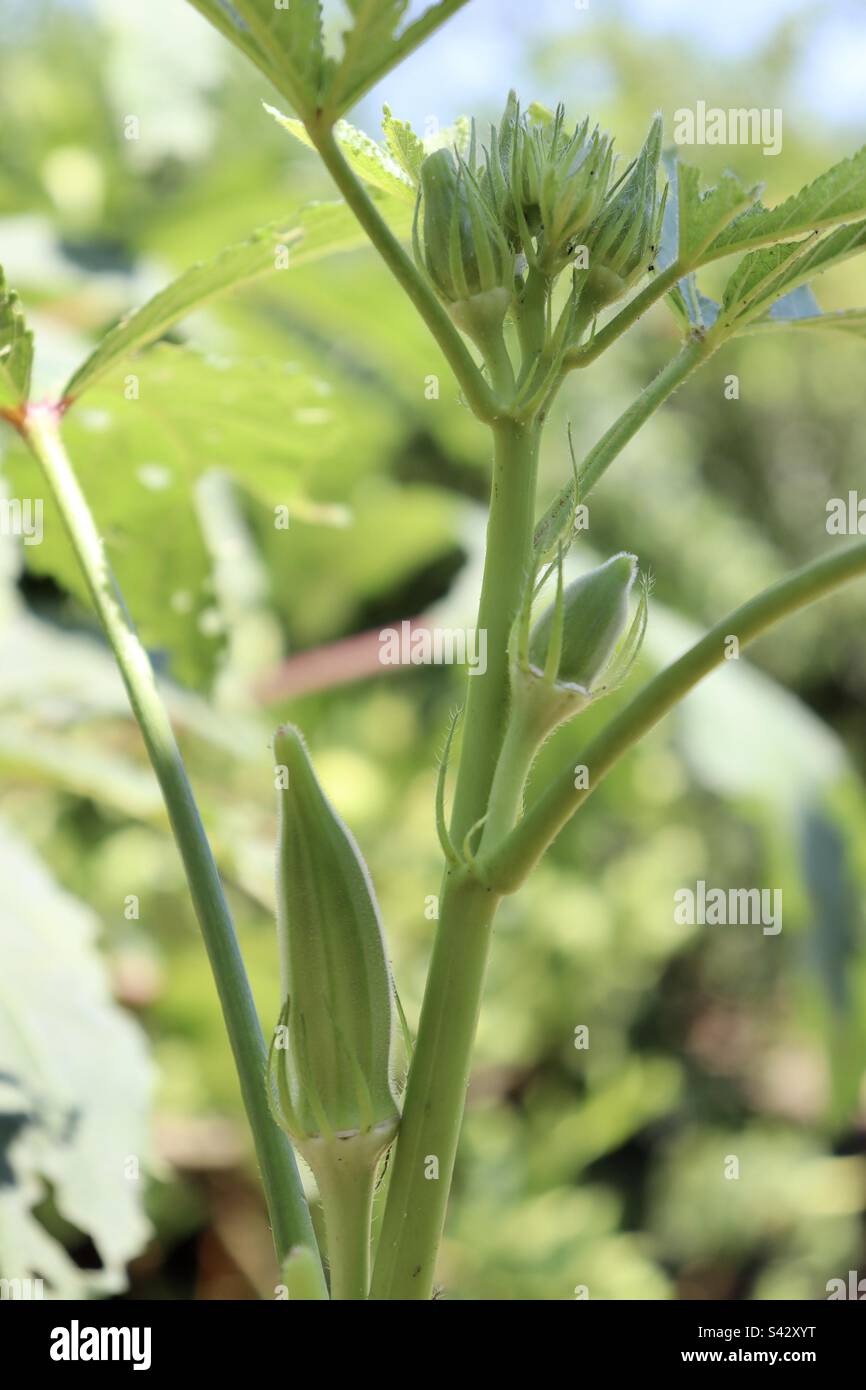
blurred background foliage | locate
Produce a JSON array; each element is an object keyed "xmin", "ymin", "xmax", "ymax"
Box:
[{"xmin": 1, "ymin": 0, "xmax": 865, "ymax": 1300}]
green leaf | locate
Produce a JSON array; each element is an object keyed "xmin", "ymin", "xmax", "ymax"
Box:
[
  {"xmin": 721, "ymin": 218, "xmax": 866, "ymax": 328},
  {"xmin": 9, "ymin": 347, "xmax": 364, "ymax": 685},
  {"xmin": 325, "ymin": 1, "xmax": 470, "ymax": 118},
  {"xmin": 382, "ymin": 105, "xmax": 426, "ymax": 187},
  {"xmin": 212, "ymin": 0, "xmax": 328, "ymax": 114},
  {"xmin": 64, "ymin": 197, "xmax": 413, "ymax": 403},
  {"xmin": 674, "ymin": 162, "xmax": 761, "ymax": 264},
  {"xmin": 265, "ymin": 105, "xmax": 416, "ymax": 204},
  {"xmin": 184, "ymin": 0, "xmax": 285, "ymax": 92},
  {"xmin": 658, "ymin": 152, "xmax": 738, "ymax": 333},
  {"xmin": 704, "ymin": 142, "xmax": 866, "ymax": 260},
  {"xmin": 0, "ymin": 267, "xmax": 33, "ymax": 412},
  {"xmin": 720, "ymin": 237, "xmax": 817, "ymax": 323},
  {"xmin": 0, "ymin": 821, "xmax": 153, "ymax": 1296}
]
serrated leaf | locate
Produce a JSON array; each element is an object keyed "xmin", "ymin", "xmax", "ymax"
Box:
[
  {"xmin": 325, "ymin": 0, "xmax": 469, "ymax": 118},
  {"xmin": 266, "ymin": 105, "xmax": 416, "ymax": 204},
  {"xmin": 382, "ymin": 105, "xmax": 426, "ymax": 187},
  {"xmin": 65, "ymin": 196, "xmax": 413, "ymax": 403},
  {"xmin": 659, "ymin": 155, "xmax": 726, "ymax": 332},
  {"xmin": 184, "ymin": 0, "xmax": 287, "ymax": 94},
  {"xmin": 215, "ymin": 0, "xmax": 329, "ymax": 114},
  {"xmin": 675, "ymin": 162, "xmax": 761, "ymax": 264},
  {"xmin": 720, "ymin": 236, "xmax": 816, "ymax": 322},
  {"xmin": 0, "ymin": 268, "xmax": 34, "ymax": 413},
  {"xmin": 721, "ymin": 218, "xmax": 866, "ymax": 328},
  {"xmin": 705, "ymin": 142, "xmax": 866, "ymax": 260}
]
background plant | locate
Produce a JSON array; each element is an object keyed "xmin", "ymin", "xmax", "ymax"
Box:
[{"xmin": 1, "ymin": 0, "xmax": 866, "ymax": 1301}]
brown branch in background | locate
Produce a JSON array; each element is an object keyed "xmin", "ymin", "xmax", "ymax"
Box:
[{"xmin": 254, "ymin": 617, "xmax": 432, "ymax": 702}]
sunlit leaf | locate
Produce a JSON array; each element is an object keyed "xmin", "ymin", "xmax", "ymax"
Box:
[
  {"xmin": 64, "ymin": 196, "xmax": 413, "ymax": 402},
  {"xmin": 266, "ymin": 106, "xmax": 416, "ymax": 204},
  {"xmin": 705, "ymin": 142, "xmax": 866, "ymax": 260},
  {"xmin": 325, "ymin": 1, "xmax": 469, "ymax": 118}
]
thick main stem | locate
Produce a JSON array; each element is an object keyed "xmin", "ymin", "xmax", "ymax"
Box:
[
  {"xmin": 371, "ymin": 419, "xmax": 540, "ymax": 1300},
  {"xmin": 22, "ymin": 405, "xmax": 323, "ymax": 1287},
  {"xmin": 370, "ymin": 872, "xmax": 499, "ymax": 1300},
  {"xmin": 451, "ymin": 418, "xmax": 541, "ymax": 838}
]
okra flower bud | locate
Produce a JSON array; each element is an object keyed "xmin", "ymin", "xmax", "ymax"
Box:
[
  {"xmin": 484, "ymin": 554, "xmax": 647, "ymax": 850},
  {"xmin": 269, "ymin": 725, "xmax": 399, "ymax": 1153},
  {"xmin": 529, "ymin": 552, "xmax": 639, "ymax": 694},
  {"xmin": 415, "ymin": 147, "xmax": 513, "ymax": 347},
  {"xmin": 516, "ymin": 551, "xmax": 646, "ymax": 739},
  {"xmin": 582, "ymin": 114, "xmax": 666, "ymax": 312},
  {"xmin": 489, "ymin": 95, "xmax": 613, "ymax": 277}
]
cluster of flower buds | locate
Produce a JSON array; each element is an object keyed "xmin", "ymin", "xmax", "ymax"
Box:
[
  {"xmin": 414, "ymin": 97, "xmax": 667, "ymax": 365},
  {"xmin": 487, "ymin": 93, "xmax": 615, "ymax": 277},
  {"xmin": 581, "ymin": 114, "xmax": 666, "ymax": 312},
  {"xmin": 268, "ymin": 726, "xmax": 399, "ymax": 1169}
]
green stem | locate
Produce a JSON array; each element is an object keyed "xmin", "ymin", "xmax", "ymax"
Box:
[
  {"xmin": 369, "ymin": 871, "xmax": 500, "ymax": 1300},
  {"xmin": 450, "ymin": 417, "xmax": 542, "ymax": 838},
  {"xmin": 312, "ymin": 1145, "xmax": 379, "ymax": 1301},
  {"xmin": 533, "ymin": 331, "xmax": 719, "ymax": 554},
  {"xmin": 372, "ymin": 419, "xmax": 540, "ymax": 1300},
  {"xmin": 281, "ymin": 1245, "xmax": 330, "ymax": 1302},
  {"xmin": 312, "ymin": 128, "xmax": 500, "ymax": 424},
  {"xmin": 481, "ymin": 697, "xmax": 547, "ymax": 849},
  {"xmin": 22, "ymin": 404, "xmax": 323, "ymax": 1287},
  {"xmin": 564, "ymin": 261, "xmax": 684, "ymax": 369},
  {"xmin": 481, "ymin": 539, "xmax": 866, "ymax": 893}
]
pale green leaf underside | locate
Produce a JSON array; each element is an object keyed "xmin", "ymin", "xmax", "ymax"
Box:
[
  {"xmin": 382, "ymin": 105, "xmax": 426, "ymax": 186},
  {"xmin": 64, "ymin": 195, "xmax": 413, "ymax": 403},
  {"xmin": 186, "ymin": 0, "xmax": 468, "ymax": 121},
  {"xmin": 0, "ymin": 267, "xmax": 34, "ymax": 410},
  {"xmin": 704, "ymin": 142, "xmax": 866, "ymax": 261},
  {"xmin": 232, "ymin": 0, "xmax": 328, "ymax": 109},
  {"xmin": 266, "ymin": 105, "xmax": 416, "ymax": 203}
]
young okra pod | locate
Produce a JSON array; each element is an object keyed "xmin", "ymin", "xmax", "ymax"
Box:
[{"xmin": 269, "ymin": 725, "xmax": 400, "ymax": 1298}]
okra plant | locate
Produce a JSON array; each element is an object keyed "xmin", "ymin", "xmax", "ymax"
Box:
[{"xmin": 4, "ymin": 1, "xmax": 866, "ymax": 1301}]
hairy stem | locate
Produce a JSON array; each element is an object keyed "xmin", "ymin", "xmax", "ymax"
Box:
[
  {"xmin": 564, "ymin": 261, "xmax": 684, "ymax": 369},
  {"xmin": 370, "ymin": 871, "xmax": 500, "ymax": 1300},
  {"xmin": 482, "ymin": 539, "xmax": 866, "ymax": 893},
  {"xmin": 22, "ymin": 404, "xmax": 323, "ymax": 1286},
  {"xmin": 534, "ymin": 331, "xmax": 719, "ymax": 552}
]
